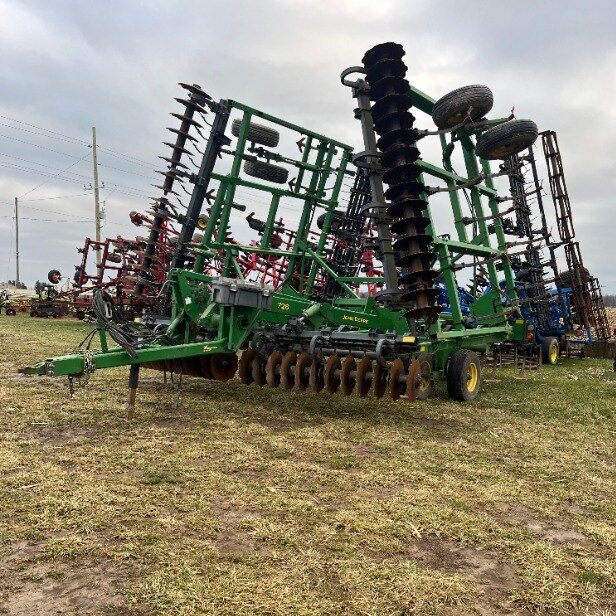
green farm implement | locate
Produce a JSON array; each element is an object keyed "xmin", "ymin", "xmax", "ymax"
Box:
[{"xmin": 23, "ymin": 42, "xmax": 552, "ymax": 410}]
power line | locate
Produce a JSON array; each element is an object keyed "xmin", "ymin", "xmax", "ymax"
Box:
[
  {"xmin": 21, "ymin": 192, "xmax": 90, "ymax": 202},
  {"xmin": 0, "ymin": 161, "xmax": 87, "ymax": 184},
  {"xmin": 0, "ymin": 114, "xmax": 90, "ymax": 146},
  {"xmin": 0, "ymin": 214, "xmax": 90, "ymax": 222},
  {"xmin": 18, "ymin": 152, "xmax": 92, "ymax": 199},
  {"xmin": 96, "ymin": 161, "xmax": 153, "ymax": 179},
  {"xmin": 7, "ymin": 203, "xmax": 91, "ymax": 220},
  {"xmin": 0, "ymin": 132, "xmax": 85, "ymax": 158},
  {"xmin": 0, "ymin": 121, "xmax": 89, "ymax": 147},
  {"xmin": 96, "ymin": 145, "xmax": 154, "ymax": 169},
  {"xmin": 0, "ymin": 161, "xmax": 151, "ymax": 199},
  {"xmin": 0, "ymin": 151, "xmax": 92, "ymax": 181},
  {"xmin": 0, "ymin": 113, "xmax": 156, "ymax": 168}
]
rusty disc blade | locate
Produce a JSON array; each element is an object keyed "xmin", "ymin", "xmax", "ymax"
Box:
[
  {"xmin": 389, "ymin": 358, "xmax": 405, "ymax": 401},
  {"xmin": 238, "ymin": 348, "xmax": 255, "ymax": 385},
  {"xmin": 309, "ymin": 360, "xmax": 324, "ymax": 393},
  {"xmin": 251, "ymin": 355, "xmax": 266, "ymax": 386},
  {"xmin": 167, "ymin": 359, "xmax": 183, "ymax": 375},
  {"xmin": 373, "ymin": 363, "xmax": 388, "ymax": 399},
  {"xmin": 324, "ymin": 354, "xmax": 342, "ymax": 394},
  {"xmin": 210, "ymin": 353, "xmax": 238, "ymax": 382},
  {"xmin": 294, "ymin": 352, "xmax": 312, "ymax": 391},
  {"xmin": 142, "ymin": 361, "xmax": 161, "ymax": 371},
  {"xmin": 405, "ymin": 359, "xmax": 421, "ymax": 402},
  {"xmin": 198, "ymin": 355, "xmax": 213, "ymax": 379},
  {"xmin": 340, "ymin": 356, "xmax": 357, "ymax": 396},
  {"xmin": 356, "ymin": 357, "xmax": 372, "ymax": 398},
  {"xmin": 415, "ymin": 352, "xmax": 434, "ymax": 400},
  {"xmin": 181, "ymin": 358, "xmax": 200, "ymax": 378},
  {"xmin": 280, "ymin": 352, "xmax": 297, "ymax": 390},
  {"xmin": 265, "ymin": 350, "xmax": 283, "ymax": 388}
]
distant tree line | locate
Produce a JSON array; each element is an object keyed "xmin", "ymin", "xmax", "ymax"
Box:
[
  {"xmin": 604, "ymin": 294, "xmax": 616, "ymax": 307},
  {"xmin": 4, "ymin": 280, "xmax": 27, "ymax": 289}
]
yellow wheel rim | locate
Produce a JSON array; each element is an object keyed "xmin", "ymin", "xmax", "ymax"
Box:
[
  {"xmin": 467, "ymin": 363, "xmax": 479, "ymax": 392},
  {"xmin": 550, "ymin": 344, "xmax": 558, "ymax": 363}
]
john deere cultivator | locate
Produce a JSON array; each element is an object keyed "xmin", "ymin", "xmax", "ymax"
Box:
[{"xmin": 27, "ymin": 41, "xmax": 597, "ymax": 409}]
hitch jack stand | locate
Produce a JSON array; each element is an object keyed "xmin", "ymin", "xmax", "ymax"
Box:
[{"xmin": 126, "ymin": 364, "xmax": 140, "ymax": 419}]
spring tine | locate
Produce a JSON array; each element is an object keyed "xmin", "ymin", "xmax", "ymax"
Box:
[
  {"xmin": 171, "ymin": 112, "xmax": 203, "ymax": 129},
  {"xmin": 162, "ymin": 141, "xmax": 195, "ymax": 157},
  {"xmin": 151, "ymin": 184, "xmax": 180, "ymax": 197},
  {"xmin": 197, "ymin": 110, "xmax": 212, "ymax": 126},
  {"xmin": 158, "ymin": 155, "xmax": 189, "ymax": 170},
  {"xmin": 167, "ymin": 127, "xmax": 198, "ymax": 142},
  {"xmin": 156, "ymin": 169, "xmax": 185, "ymax": 182},
  {"xmin": 191, "ymin": 124, "xmax": 207, "ymax": 140},
  {"xmin": 178, "ymin": 82, "xmax": 211, "ymax": 99}
]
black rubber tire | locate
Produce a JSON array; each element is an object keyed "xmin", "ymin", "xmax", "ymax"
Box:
[
  {"xmin": 432, "ymin": 85, "xmax": 494, "ymax": 129},
  {"xmin": 475, "ymin": 119, "xmax": 538, "ymax": 160},
  {"xmin": 316, "ymin": 210, "xmax": 345, "ymax": 231},
  {"xmin": 541, "ymin": 336, "xmax": 559, "ymax": 365},
  {"xmin": 231, "ymin": 119, "xmax": 280, "ymax": 148},
  {"xmin": 5, "ymin": 307, "xmax": 16, "ymax": 316},
  {"xmin": 557, "ymin": 268, "xmax": 590, "ymax": 288},
  {"xmin": 74, "ymin": 310, "xmax": 86, "ymax": 320},
  {"xmin": 244, "ymin": 159, "xmax": 288, "ymax": 185},
  {"xmin": 47, "ymin": 269, "xmax": 62, "ymax": 284},
  {"xmin": 446, "ymin": 349, "xmax": 481, "ymax": 401}
]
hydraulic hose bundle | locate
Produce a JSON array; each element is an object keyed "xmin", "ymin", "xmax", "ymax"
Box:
[{"xmin": 92, "ymin": 290, "xmax": 163, "ymax": 357}]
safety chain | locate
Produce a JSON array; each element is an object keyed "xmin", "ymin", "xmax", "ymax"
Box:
[{"xmin": 67, "ymin": 350, "xmax": 96, "ymax": 398}]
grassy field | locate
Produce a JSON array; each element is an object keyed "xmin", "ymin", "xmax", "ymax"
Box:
[{"xmin": 0, "ymin": 313, "xmax": 614, "ymax": 615}]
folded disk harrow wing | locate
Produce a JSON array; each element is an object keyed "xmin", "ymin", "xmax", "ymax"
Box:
[{"xmin": 25, "ymin": 41, "xmax": 608, "ymax": 410}]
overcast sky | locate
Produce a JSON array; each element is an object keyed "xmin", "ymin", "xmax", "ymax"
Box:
[{"xmin": 0, "ymin": 0, "xmax": 614, "ymax": 293}]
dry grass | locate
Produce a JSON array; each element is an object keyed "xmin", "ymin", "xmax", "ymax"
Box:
[{"xmin": 0, "ymin": 313, "xmax": 614, "ymax": 615}]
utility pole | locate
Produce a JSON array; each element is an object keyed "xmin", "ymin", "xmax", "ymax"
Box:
[
  {"xmin": 91, "ymin": 126, "xmax": 102, "ymax": 265},
  {"xmin": 14, "ymin": 197, "xmax": 20, "ymax": 287}
]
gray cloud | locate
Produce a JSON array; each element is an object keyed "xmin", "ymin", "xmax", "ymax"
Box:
[{"xmin": 0, "ymin": 0, "xmax": 614, "ymax": 292}]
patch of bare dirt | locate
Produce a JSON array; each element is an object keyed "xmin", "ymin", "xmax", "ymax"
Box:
[
  {"xmin": 2, "ymin": 562, "xmax": 124, "ymax": 615},
  {"xmin": 210, "ymin": 503, "xmax": 265, "ymax": 555},
  {"xmin": 252, "ymin": 417, "xmax": 309, "ymax": 432},
  {"xmin": 494, "ymin": 503, "xmax": 595, "ymax": 548},
  {"xmin": 4, "ymin": 373, "xmax": 66, "ymax": 388},
  {"xmin": 27, "ymin": 426, "xmax": 94, "ymax": 448},
  {"xmin": 368, "ymin": 536, "xmax": 524, "ymax": 615},
  {"xmin": 0, "ymin": 540, "xmax": 136, "ymax": 615}
]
